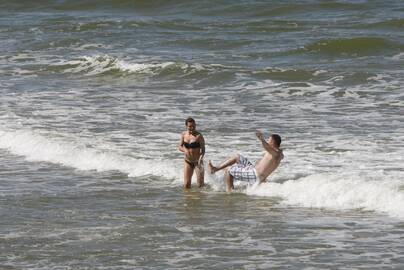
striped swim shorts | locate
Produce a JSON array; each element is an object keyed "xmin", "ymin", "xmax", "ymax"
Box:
[{"xmin": 228, "ymin": 154, "xmax": 258, "ymax": 185}]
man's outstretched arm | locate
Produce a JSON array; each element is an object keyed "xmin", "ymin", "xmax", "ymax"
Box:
[{"xmin": 256, "ymin": 130, "xmax": 280, "ymax": 157}]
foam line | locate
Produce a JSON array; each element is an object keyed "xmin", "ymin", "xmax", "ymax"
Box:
[
  {"xmin": 54, "ymin": 55, "xmax": 217, "ymax": 76},
  {"xmin": 247, "ymin": 174, "xmax": 404, "ymax": 218},
  {"xmin": 0, "ymin": 129, "xmax": 180, "ymax": 179}
]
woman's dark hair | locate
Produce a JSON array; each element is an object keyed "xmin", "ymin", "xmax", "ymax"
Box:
[
  {"xmin": 185, "ymin": 117, "xmax": 195, "ymax": 125},
  {"xmin": 271, "ymin": 134, "xmax": 282, "ymax": 147}
]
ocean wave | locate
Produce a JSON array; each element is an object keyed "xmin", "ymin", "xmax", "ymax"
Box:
[
  {"xmin": 251, "ymin": 67, "xmax": 379, "ymax": 85},
  {"xmin": 35, "ymin": 18, "xmax": 205, "ymax": 33},
  {"xmin": 1, "ymin": 0, "xmax": 369, "ymax": 16},
  {"xmin": 248, "ymin": 173, "xmax": 404, "ymax": 219},
  {"xmin": 392, "ymin": 52, "xmax": 404, "ymax": 61},
  {"xmin": 44, "ymin": 55, "xmax": 236, "ymax": 77},
  {"xmin": 191, "ymin": 1, "xmax": 367, "ymax": 18},
  {"xmin": 72, "ymin": 19, "xmax": 205, "ymax": 32},
  {"xmin": 303, "ymin": 37, "xmax": 401, "ymax": 56},
  {"xmin": 253, "ymin": 2, "xmax": 365, "ymax": 17},
  {"xmin": 0, "ymin": 0, "xmax": 189, "ymax": 12},
  {"xmin": 166, "ymin": 37, "xmax": 255, "ymax": 50},
  {"xmin": 30, "ymin": 54, "xmax": 342, "ymax": 83},
  {"xmin": 252, "ymin": 67, "xmax": 319, "ymax": 82},
  {"xmin": 0, "ymin": 128, "xmax": 180, "ymax": 179},
  {"xmin": 25, "ymin": 53, "xmax": 396, "ymax": 86},
  {"xmin": 55, "ymin": 56, "xmax": 178, "ymax": 76},
  {"xmin": 245, "ymin": 20, "xmax": 304, "ymax": 33}
]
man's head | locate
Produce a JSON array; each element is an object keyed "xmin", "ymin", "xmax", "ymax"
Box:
[
  {"xmin": 185, "ymin": 117, "xmax": 196, "ymax": 132},
  {"xmin": 269, "ymin": 134, "xmax": 281, "ymax": 148}
]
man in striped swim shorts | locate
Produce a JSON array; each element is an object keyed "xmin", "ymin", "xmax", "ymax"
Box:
[
  {"xmin": 227, "ymin": 154, "xmax": 258, "ymax": 185},
  {"xmin": 208, "ymin": 130, "xmax": 283, "ymax": 192}
]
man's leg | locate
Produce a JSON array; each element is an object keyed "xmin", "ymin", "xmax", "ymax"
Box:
[
  {"xmin": 208, "ymin": 154, "xmax": 240, "ymax": 174},
  {"xmin": 224, "ymin": 168, "xmax": 234, "ymax": 192}
]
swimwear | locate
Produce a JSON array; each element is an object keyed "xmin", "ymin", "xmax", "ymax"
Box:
[
  {"xmin": 185, "ymin": 159, "xmax": 199, "ymax": 169},
  {"xmin": 184, "ymin": 141, "xmax": 200, "ymax": 149},
  {"xmin": 229, "ymin": 155, "xmax": 258, "ymax": 185}
]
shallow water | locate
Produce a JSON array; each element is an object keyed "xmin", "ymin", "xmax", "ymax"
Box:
[{"xmin": 1, "ymin": 0, "xmax": 404, "ymax": 269}]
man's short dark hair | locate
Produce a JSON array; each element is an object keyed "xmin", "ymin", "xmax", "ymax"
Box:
[
  {"xmin": 271, "ymin": 134, "xmax": 281, "ymax": 147},
  {"xmin": 185, "ymin": 117, "xmax": 195, "ymax": 125}
]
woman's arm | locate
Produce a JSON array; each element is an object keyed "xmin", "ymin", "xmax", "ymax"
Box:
[
  {"xmin": 198, "ymin": 134, "xmax": 205, "ymax": 165},
  {"xmin": 179, "ymin": 133, "xmax": 186, "ymax": 153},
  {"xmin": 199, "ymin": 134, "xmax": 205, "ymax": 156}
]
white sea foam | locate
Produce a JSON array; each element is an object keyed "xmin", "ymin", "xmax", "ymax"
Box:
[
  {"xmin": 392, "ymin": 52, "xmax": 404, "ymax": 61},
  {"xmin": 72, "ymin": 43, "xmax": 114, "ymax": 51},
  {"xmin": 247, "ymin": 173, "xmax": 404, "ymax": 218},
  {"xmin": 59, "ymin": 55, "xmax": 156, "ymax": 75},
  {"xmin": 313, "ymin": 69, "xmax": 328, "ymax": 76},
  {"xmin": 57, "ymin": 55, "xmax": 214, "ymax": 76},
  {"xmin": 0, "ymin": 128, "xmax": 180, "ymax": 179}
]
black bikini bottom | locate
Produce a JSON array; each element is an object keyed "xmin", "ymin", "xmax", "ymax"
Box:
[{"xmin": 185, "ymin": 159, "xmax": 198, "ymax": 169}]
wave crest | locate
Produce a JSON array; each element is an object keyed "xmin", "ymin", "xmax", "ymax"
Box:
[
  {"xmin": 47, "ymin": 55, "xmax": 229, "ymax": 77},
  {"xmin": 0, "ymin": 128, "xmax": 180, "ymax": 179},
  {"xmin": 248, "ymin": 174, "xmax": 404, "ymax": 219}
]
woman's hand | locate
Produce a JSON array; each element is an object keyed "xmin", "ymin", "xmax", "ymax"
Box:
[{"xmin": 198, "ymin": 155, "xmax": 204, "ymax": 167}]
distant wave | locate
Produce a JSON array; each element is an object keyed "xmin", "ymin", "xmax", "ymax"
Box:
[
  {"xmin": 46, "ymin": 19, "xmax": 206, "ymax": 33},
  {"xmin": 57, "ymin": 56, "xmax": 355, "ymax": 84},
  {"xmin": 253, "ymin": 2, "xmax": 366, "ymax": 17},
  {"xmin": 302, "ymin": 37, "xmax": 401, "ymax": 56},
  {"xmin": 252, "ymin": 68, "xmax": 382, "ymax": 85},
  {"xmin": 252, "ymin": 67, "xmax": 319, "ymax": 82},
  {"xmin": 245, "ymin": 20, "xmax": 304, "ymax": 33},
  {"xmin": 45, "ymin": 55, "xmax": 234, "ymax": 77},
  {"xmin": 11, "ymin": 53, "xmax": 386, "ymax": 84},
  {"xmin": 1, "ymin": 0, "xmax": 194, "ymax": 13},
  {"xmin": 1, "ymin": 0, "xmax": 368, "ymax": 15},
  {"xmin": 54, "ymin": 55, "xmax": 180, "ymax": 76}
]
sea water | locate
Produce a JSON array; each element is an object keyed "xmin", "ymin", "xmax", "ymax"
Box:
[{"xmin": 1, "ymin": 1, "xmax": 404, "ymax": 269}]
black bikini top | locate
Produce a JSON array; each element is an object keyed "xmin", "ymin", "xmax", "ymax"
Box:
[{"xmin": 184, "ymin": 141, "xmax": 201, "ymax": 149}]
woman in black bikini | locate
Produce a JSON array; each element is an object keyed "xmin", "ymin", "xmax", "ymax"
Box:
[{"xmin": 179, "ymin": 117, "xmax": 205, "ymax": 188}]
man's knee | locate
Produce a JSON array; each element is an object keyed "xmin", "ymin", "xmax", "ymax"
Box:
[
  {"xmin": 224, "ymin": 169, "xmax": 234, "ymax": 191},
  {"xmin": 224, "ymin": 168, "xmax": 234, "ymax": 180}
]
